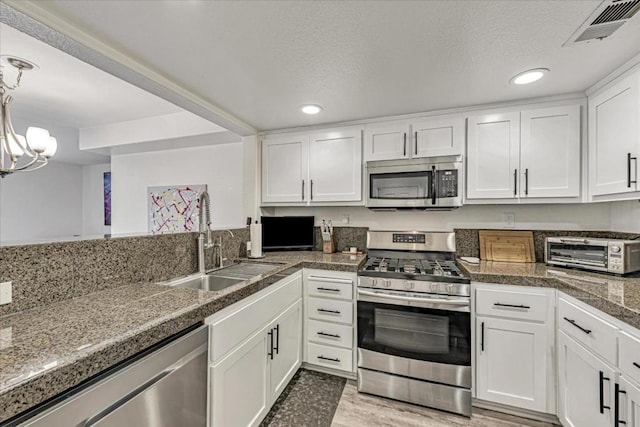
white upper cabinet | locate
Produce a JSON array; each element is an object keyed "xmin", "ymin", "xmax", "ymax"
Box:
[
  {"xmin": 262, "ymin": 134, "xmax": 308, "ymax": 203},
  {"xmin": 363, "ymin": 122, "xmax": 410, "ymax": 161},
  {"xmin": 308, "ymin": 128, "xmax": 362, "ymax": 202},
  {"xmin": 467, "ymin": 104, "xmax": 581, "ymax": 201},
  {"xmin": 520, "ymin": 105, "xmax": 581, "ymax": 198},
  {"xmin": 589, "ymin": 71, "xmax": 640, "ymax": 199},
  {"xmin": 412, "ymin": 116, "xmax": 465, "ymax": 158},
  {"xmin": 467, "ymin": 112, "xmax": 520, "ymax": 199},
  {"xmin": 261, "ymin": 126, "xmax": 363, "ymax": 205},
  {"xmin": 363, "ymin": 115, "xmax": 464, "ymax": 162}
]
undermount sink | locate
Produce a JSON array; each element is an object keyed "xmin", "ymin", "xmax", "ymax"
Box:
[{"xmin": 162, "ymin": 262, "xmax": 282, "ymax": 292}]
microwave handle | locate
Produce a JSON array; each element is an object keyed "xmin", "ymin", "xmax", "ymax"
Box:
[{"xmin": 431, "ymin": 166, "xmax": 437, "ymax": 205}]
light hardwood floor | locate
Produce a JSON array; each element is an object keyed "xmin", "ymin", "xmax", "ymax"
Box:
[{"xmin": 331, "ymin": 381, "xmax": 557, "ymax": 427}]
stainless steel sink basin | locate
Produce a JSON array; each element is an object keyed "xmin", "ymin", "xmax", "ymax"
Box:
[
  {"xmin": 210, "ymin": 262, "xmax": 282, "ymax": 279},
  {"xmin": 164, "ymin": 274, "xmax": 244, "ymax": 292}
]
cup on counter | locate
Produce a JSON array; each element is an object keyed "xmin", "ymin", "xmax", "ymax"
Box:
[{"xmin": 349, "ymin": 247, "xmax": 357, "ymax": 253}]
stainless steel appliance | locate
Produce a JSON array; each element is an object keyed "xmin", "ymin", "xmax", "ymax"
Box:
[
  {"xmin": 365, "ymin": 155, "xmax": 463, "ymax": 209},
  {"xmin": 357, "ymin": 231, "xmax": 472, "ymax": 416},
  {"xmin": 545, "ymin": 236, "xmax": 640, "ymax": 275},
  {"xmin": 12, "ymin": 325, "xmax": 208, "ymax": 427}
]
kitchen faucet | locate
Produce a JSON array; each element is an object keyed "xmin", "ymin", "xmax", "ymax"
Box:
[
  {"xmin": 198, "ymin": 191, "xmax": 214, "ymax": 274},
  {"xmin": 215, "ymin": 229, "xmax": 235, "ymax": 268}
]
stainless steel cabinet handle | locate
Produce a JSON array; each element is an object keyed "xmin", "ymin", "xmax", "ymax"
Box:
[
  {"xmin": 317, "ymin": 308, "xmax": 340, "ymax": 314},
  {"xmin": 317, "ymin": 331, "xmax": 341, "ymax": 338},
  {"xmin": 301, "ymin": 180, "xmax": 305, "ymax": 201},
  {"xmin": 564, "ymin": 317, "xmax": 592, "ymax": 335},
  {"xmin": 310, "ymin": 179, "xmax": 314, "ymax": 201},
  {"xmin": 414, "ymin": 131, "xmax": 418, "ymax": 155},
  {"xmin": 403, "ymin": 133, "xmax": 407, "ymax": 156},
  {"xmin": 317, "ymin": 287, "xmax": 341, "ymax": 292},
  {"xmin": 494, "ymin": 302, "xmax": 531, "ymax": 309},
  {"xmin": 628, "ymin": 153, "xmax": 638, "ymax": 188},
  {"xmin": 514, "ymin": 169, "xmax": 518, "ymax": 196},
  {"xmin": 318, "ymin": 355, "xmax": 340, "ymax": 362},
  {"xmin": 525, "ymin": 168, "xmax": 529, "ymax": 196}
]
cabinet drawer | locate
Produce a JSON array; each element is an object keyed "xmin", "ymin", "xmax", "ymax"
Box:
[
  {"xmin": 558, "ymin": 297, "xmax": 617, "ymax": 364},
  {"xmin": 306, "ymin": 319, "xmax": 353, "ymax": 349},
  {"xmin": 476, "ymin": 288, "xmax": 549, "ymax": 322},
  {"xmin": 208, "ymin": 273, "xmax": 302, "ymax": 362},
  {"xmin": 306, "ymin": 297, "xmax": 353, "ymax": 325},
  {"xmin": 307, "ymin": 275, "xmax": 353, "ymax": 300},
  {"xmin": 307, "ymin": 342, "xmax": 353, "ymax": 372},
  {"xmin": 620, "ymin": 331, "xmax": 640, "ymax": 384}
]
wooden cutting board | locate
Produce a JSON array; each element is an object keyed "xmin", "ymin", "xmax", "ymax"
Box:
[{"xmin": 478, "ymin": 230, "xmax": 535, "ymax": 263}]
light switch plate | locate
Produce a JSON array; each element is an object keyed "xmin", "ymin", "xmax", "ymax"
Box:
[
  {"xmin": 503, "ymin": 212, "xmax": 515, "ymax": 228},
  {"xmin": 0, "ymin": 281, "xmax": 12, "ymax": 305}
]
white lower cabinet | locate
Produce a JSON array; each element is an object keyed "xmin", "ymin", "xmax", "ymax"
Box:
[
  {"xmin": 618, "ymin": 376, "xmax": 640, "ymax": 427},
  {"xmin": 474, "ymin": 284, "xmax": 555, "ymax": 414},
  {"xmin": 476, "ymin": 317, "xmax": 548, "ymax": 411},
  {"xmin": 558, "ymin": 331, "xmax": 615, "ymax": 427},
  {"xmin": 207, "ymin": 273, "xmax": 303, "ymax": 427}
]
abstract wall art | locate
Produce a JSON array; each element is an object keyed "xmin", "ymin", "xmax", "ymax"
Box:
[
  {"xmin": 147, "ymin": 184, "xmax": 206, "ymax": 234},
  {"xmin": 103, "ymin": 172, "xmax": 111, "ymax": 226}
]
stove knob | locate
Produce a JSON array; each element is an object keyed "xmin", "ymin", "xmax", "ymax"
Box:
[
  {"xmin": 383, "ymin": 280, "xmax": 392, "ymax": 288},
  {"xmin": 406, "ymin": 281, "xmax": 415, "ymax": 290},
  {"xmin": 371, "ymin": 279, "xmax": 378, "ymax": 287}
]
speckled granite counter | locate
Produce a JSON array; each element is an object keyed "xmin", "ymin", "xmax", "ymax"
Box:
[
  {"xmin": 458, "ymin": 260, "xmax": 640, "ymax": 330},
  {"xmin": 0, "ymin": 251, "xmax": 365, "ymax": 423}
]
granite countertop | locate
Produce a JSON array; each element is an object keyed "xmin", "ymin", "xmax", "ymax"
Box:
[
  {"xmin": 458, "ymin": 259, "xmax": 640, "ymax": 330},
  {"xmin": 0, "ymin": 251, "xmax": 365, "ymax": 422}
]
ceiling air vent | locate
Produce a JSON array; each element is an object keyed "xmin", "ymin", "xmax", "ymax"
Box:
[{"xmin": 564, "ymin": 0, "xmax": 640, "ymax": 46}]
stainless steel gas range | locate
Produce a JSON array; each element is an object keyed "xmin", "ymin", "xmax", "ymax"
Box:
[{"xmin": 356, "ymin": 230, "xmax": 472, "ymax": 416}]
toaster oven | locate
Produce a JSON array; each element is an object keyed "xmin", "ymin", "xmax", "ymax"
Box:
[{"xmin": 545, "ymin": 237, "xmax": 640, "ymax": 275}]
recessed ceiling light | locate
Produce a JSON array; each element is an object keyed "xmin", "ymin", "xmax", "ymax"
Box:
[
  {"xmin": 300, "ymin": 104, "xmax": 323, "ymax": 115},
  {"xmin": 511, "ymin": 68, "xmax": 549, "ymax": 85}
]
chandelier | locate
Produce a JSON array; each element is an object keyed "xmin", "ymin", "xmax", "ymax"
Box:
[{"xmin": 0, "ymin": 55, "xmax": 57, "ymax": 178}]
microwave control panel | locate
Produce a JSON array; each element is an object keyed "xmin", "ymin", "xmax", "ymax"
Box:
[{"xmin": 437, "ymin": 170, "xmax": 458, "ymax": 198}]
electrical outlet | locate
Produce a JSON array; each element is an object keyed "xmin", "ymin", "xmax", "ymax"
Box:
[
  {"xmin": 503, "ymin": 212, "xmax": 515, "ymax": 228},
  {"xmin": 0, "ymin": 282, "xmax": 12, "ymax": 305},
  {"xmin": 341, "ymin": 214, "xmax": 350, "ymax": 225}
]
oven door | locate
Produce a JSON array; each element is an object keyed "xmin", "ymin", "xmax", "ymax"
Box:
[{"xmin": 357, "ymin": 289, "xmax": 471, "ymax": 368}]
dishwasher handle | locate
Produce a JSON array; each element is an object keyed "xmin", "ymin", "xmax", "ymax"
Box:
[{"xmin": 80, "ymin": 344, "xmax": 207, "ymax": 427}]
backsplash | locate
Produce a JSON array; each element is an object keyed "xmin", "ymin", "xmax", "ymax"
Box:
[
  {"xmin": 0, "ymin": 228, "xmax": 250, "ymax": 316},
  {"xmin": 313, "ymin": 226, "xmax": 368, "ymax": 253},
  {"xmin": 455, "ymin": 229, "xmax": 640, "ymax": 262}
]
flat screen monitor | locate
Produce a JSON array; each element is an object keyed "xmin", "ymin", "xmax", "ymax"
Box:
[{"xmin": 261, "ymin": 216, "xmax": 315, "ymax": 251}]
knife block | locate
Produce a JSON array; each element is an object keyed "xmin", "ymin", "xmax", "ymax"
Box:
[{"xmin": 322, "ymin": 237, "xmax": 336, "ymax": 254}]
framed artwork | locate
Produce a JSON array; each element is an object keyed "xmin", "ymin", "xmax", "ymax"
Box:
[
  {"xmin": 147, "ymin": 184, "xmax": 206, "ymax": 234},
  {"xmin": 103, "ymin": 172, "xmax": 111, "ymax": 226}
]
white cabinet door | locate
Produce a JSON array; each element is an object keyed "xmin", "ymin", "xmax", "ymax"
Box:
[
  {"xmin": 520, "ymin": 105, "xmax": 581, "ymax": 198},
  {"xmin": 210, "ymin": 326, "xmax": 270, "ymax": 427},
  {"xmin": 476, "ymin": 317, "xmax": 548, "ymax": 412},
  {"xmin": 269, "ymin": 299, "xmax": 302, "ymax": 402},
  {"xmin": 589, "ymin": 72, "xmax": 640, "ymax": 197},
  {"xmin": 619, "ymin": 376, "xmax": 640, "ymax": 427},
  {"xmin": 411, "ymin": 116, "xmax": 465, "ymax": 158},
  {"xmin": 261, "ymin": 135, "xmax": 309, "ymax": 203},
  {"xmin": 558, "ymin": 331, "xmax": 615, "ymax": 427},
  {"xmin": 467, "ymin": 112, "xmax": 520, "ymax": 199},
  {"xmin": 308, "ymin": 128, "xmax": 362, "ymax": 202},
  {"xmin": 363, "ymin": 122, "xmax": 410, "ymax": 161}
]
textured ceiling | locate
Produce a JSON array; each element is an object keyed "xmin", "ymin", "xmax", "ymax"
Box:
[{"xmin": 7, "ymin": 1, "xmax": 640, "ymax": 131}]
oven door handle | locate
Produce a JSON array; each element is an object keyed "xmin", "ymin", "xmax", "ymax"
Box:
[{"xmin": 357, "ymin": 289, "xmax": 469, "ymax": 306}]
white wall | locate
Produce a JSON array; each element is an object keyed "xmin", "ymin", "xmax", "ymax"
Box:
[
  {"xmin": 609, "ymin": 200, "xmax": 640, "ymax": 233},
  {"xmin": 82, "ymin": 163, "xmax": 111, "ymax": 236},
  {"xmin": 0, "ymin": 161, "xmax": 83, "ymax": 244},
  {"xmin": 110, "ymin": 142, "xmax": 244, "ymax": 235},
  {"xmin": 273, "ymin": 203, "xmax": 613, "ymax": 231}
]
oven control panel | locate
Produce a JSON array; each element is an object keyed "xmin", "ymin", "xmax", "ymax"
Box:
[{"xmin": 393, "ymin": 233, "xmax": 426, "ymax": 244}]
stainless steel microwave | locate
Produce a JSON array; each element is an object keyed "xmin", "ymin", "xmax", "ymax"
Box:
[
  {"xmin": 545, "ymin": 237, "xmax": 640, "ymax": 275},
  {"xmin": 365, "ymin": 155, "xmax": 463, "ymax": 209}
]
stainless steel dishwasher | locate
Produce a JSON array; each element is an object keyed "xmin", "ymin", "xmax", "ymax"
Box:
[{"xmin": 16, "ymin": 325, "xmax": 208, "ymax": 427}]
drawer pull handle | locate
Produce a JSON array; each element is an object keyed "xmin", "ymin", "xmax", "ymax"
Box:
[
  {"xmin": 600, "ymin": 371, "xmax": 611, "ymax": 414},
  {"xmin": 564, "ymin": 317, "xmax": 592, "ymax": 335},
  {"xmin": 317, "ymin": 308, "xmax": 341, "ymax": 314},
  {"xmin": 633, "ymin": 362, "xmax": 640, "ymax": 370},
  {"xmin": 317, "ymin": 287, "xmax": 341, "ymax": 293},
  {"xmin": 318, "ymin": 355, "xmax": 340, "ymax": 362},
  {"xmin": 317, "ymin": 331, "xmax": 341, "ymax": 339},
  {"xmin": 494, "ymin": 303, "xmax": 531, "ymax": 309}
]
